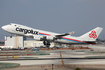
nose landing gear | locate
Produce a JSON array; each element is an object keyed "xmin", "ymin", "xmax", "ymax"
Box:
[{"xmin": 10, "ymin": 34, "xmax": 12, "ymax": 38}]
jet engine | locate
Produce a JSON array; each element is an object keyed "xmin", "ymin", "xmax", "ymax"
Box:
[
  {"xmin": 33, "ymin": 35, "xmax": 55, "ymax": 41},
  {"xmin": 33, "ymin": 35, "xmax": 42, "ymax": 41},
  {"xmin": 42, "ymin": 36, "xmax": 54, "ymax": 41}
]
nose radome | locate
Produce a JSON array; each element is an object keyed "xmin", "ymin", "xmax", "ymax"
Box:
[
  {"xmin": 2, "ymin": 26, "xmax": 7, "ymax": 30},
  {"xmin": 2, "ymin": 26, "xmax": 5, "ymax": 29}
]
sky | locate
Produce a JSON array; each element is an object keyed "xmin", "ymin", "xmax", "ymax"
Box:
[{"xmin": 0, "ymin": 0, "xmax": 105, "ymax": 40}]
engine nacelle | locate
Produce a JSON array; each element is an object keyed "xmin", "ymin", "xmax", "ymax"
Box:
[
  {"xmin": 33, "ymin": 35, "xmax": 55, "ymax": 41},
  {"xmin": 43, "ymin": 36, "xmax": 54, "ymax": 41},
  {"xmin": 33, "ymin": 35, "xmax": 42, "ymax": 41},
  {"xmin": 46, "ymin": 36, "xmax": 54, "ymax": 41}
]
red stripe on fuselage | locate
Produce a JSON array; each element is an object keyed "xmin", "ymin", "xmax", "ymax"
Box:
[
  {"xmin": 39, "ymin": 32, "xmax": 51, "ymax": 36},
  {"xmin": 62, "ymin": 37, "xmax": 86, "ymax": 43}
]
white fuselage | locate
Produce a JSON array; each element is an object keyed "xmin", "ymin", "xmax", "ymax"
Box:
[{"xmin": 2, "ymin": 23, "xmax": 102, "ymax": 45}]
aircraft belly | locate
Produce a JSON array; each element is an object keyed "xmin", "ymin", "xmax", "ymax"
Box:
[{"xmin": 55, "ymin": 39, "xmax": 77, "ymax": 44}]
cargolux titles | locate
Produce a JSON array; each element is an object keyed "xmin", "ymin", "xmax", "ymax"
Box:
[{"xmin": 16, "ymin": 27, "xmax": 38, "ymax": 35}]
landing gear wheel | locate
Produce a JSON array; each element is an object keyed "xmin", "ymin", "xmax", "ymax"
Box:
[
  {"xmin": 43, "ymin": 41, "xmax": 50, "ymax": 45},
  {"xmin": 43, "ymin": 41, "xmax": 50, "ymax": 50},
  {"xmin": 10, "ymin": 34, "xmax": 12, "ymax": 38},
  {"xmin": 10, "ymin": 36, "xmax": 12, "ymax": 38}
]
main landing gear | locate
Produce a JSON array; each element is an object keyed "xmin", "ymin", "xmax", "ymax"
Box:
[{"xmin": 43, "ymin": 41, "xmax": 51, "ymax": 50}]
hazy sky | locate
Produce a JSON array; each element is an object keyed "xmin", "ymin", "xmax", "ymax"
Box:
[{"xmin": 0, "ymin": 0, "xmax": 105, "ymax": 40}]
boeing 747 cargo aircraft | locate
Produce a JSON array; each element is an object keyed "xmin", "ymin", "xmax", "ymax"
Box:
[{"xmin": 2, "ymin": 23, "xmax": 103, "ymax": 48}]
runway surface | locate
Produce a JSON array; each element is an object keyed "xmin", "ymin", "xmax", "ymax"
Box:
[
  {"xmin": 0, "ymin": 45, "xmax": 105, "ymax": 66},
  {"xmin": 1, "ymin": 45, "xmax": 105, "ymax": 70},
  {"xmin": 1, "ymin": 59, "xmax": 105, "ymax": 65}
]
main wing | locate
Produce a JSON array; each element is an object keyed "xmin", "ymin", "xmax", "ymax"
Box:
[{"xmin": 55, "ymin": 31, "xmax": 74, "ymax": 38}]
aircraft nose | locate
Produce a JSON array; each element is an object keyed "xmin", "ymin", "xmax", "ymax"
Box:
[{"xmin": 2, "ymin": 26, "xmax": 7, "ymax": 30}]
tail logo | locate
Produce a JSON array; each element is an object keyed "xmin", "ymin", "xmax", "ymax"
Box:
[{"xmin": 89, "ymin": 30, "xmax": 97, "ymax": 39}]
